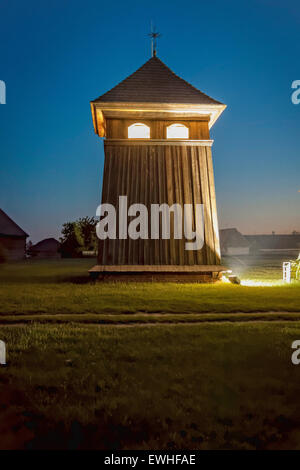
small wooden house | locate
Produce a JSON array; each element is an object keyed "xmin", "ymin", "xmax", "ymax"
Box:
[
  {"xmin": 90, "ymin": 55, "xmax": 226, "ymax": 281},
  {"xmin": 0, "ymin": 208, "xmax": 28, "ymax": 260},
  {"xmin": 29, "ymin": 238, "xmax": 61, "ymax": 259}
]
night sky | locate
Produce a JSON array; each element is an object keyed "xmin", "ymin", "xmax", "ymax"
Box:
[{"xmin": 0, "ymin": 0, "xmax": 299, "ymax": 243}]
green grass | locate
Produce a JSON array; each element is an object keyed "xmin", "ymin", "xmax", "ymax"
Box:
[
  {"xmin": 1, "ymin": 256, "xmax": 300, "ymax": 449},
  {"xmin": 0, "ymin": 257, "xmax": 299, "ymax": 321},
  {"xmin": 1, "ymin": 322, "xmax": 300, "ymax": 449}
]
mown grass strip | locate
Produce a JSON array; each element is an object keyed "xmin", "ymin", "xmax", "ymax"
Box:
[{"xmin": 1, "ymin": 311, "xmax": 300, "ymax": 325}]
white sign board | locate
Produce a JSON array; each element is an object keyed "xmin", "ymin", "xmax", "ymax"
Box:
[{"xmin": 283, "ymin": 262, "xmax": 291, "ymax": 283}]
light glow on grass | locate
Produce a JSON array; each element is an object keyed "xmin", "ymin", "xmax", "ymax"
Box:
[
  {"xmin": 222, "ymin": 271, "xmax": 284, "ymax": 286},
  {"xmin": 241, "ymin": 279, "xmax": 284, "ymax": 287},
  {"xmin": 1, "ymin": 259, "xmax": 300, "ymax": 315},
  {"xmin": 222, "ymin": 277, "xmax": 281, "ymax": 287}
]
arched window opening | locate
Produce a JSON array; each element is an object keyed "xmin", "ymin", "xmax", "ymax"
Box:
[
  {"xmin": 166, "ymin": 123, "xmax": 189, "ymax": 139},
  {"xmin": 128, "ymin": 123, "xmax": 150, "ymax": 139}
]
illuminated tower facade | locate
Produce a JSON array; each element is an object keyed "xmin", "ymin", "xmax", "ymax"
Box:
[{"xmin": 90, "ymin": 56, "xmax": 226, "ymax": 281}]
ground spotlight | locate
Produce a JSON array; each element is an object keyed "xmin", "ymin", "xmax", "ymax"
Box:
[
  {"xmin": 228, "ymin": 275, "xmax": 241, "ymax": 285},
  {"xmin": 223, "ymin": 270, "xmax": 241, "ymax": 285}
]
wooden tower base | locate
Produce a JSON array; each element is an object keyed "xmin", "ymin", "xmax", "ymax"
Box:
[{"xmin": 89, "ymin": 265, "xmax": 226, "ymax": 283}]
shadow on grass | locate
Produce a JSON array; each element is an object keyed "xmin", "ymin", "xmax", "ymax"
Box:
[
  {"xmin": 2, "ymin": 401, "xmax": 300, "ymax": 450},
  {"xmin": 0, "ymin": 259, "xmax": 95, "ymax": 285}
]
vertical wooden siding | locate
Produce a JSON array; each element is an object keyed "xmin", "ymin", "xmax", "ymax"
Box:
[{"xmin": 98, "ymin": 144, "xmax": 221, "ymax": 266}]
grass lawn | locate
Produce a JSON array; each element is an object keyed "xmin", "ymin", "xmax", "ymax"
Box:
[
  {"xmin": 0, "ymin": 255, "xmax": 299, "ymax": 323},
  {"xmin": 1, "ymin": 255, "xmax": 300, "ymax": 450},
  {"xmin": 1, "ymin": 322, "xmax": 300, "ymax": 450}
]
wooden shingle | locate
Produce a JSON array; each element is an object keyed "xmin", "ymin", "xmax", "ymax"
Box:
[{"xmin": 92, "ymin": 56, "xmax": 223, "ymax": 105}]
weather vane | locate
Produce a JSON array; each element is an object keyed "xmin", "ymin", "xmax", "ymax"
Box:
[{"xmin": 148, "ymin": 23, "xmax": 161, "ymax": 57}]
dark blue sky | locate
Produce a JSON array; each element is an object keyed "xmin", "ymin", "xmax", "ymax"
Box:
[{"xmin": 0, "ymin": 0, "xmax": 299, "ymax": 242}]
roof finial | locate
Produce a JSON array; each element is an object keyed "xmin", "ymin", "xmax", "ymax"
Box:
[{"xmin": 148, "ymin": 22, "xmax": 161, "ymax": 57}]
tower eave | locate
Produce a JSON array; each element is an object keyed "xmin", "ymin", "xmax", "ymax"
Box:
[{"xmin": 90, "ymin": 101, "xmax": 226, "ymax": 136}]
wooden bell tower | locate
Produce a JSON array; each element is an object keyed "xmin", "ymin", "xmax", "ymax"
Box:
[{"xmin": 90, "ymin": 56, "xmax": 226, "ymax": 281}]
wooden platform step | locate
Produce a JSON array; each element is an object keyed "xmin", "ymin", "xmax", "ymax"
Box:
[{"xmin": 89, "ymin": 265, "xmax": 228, "ymax": 283}]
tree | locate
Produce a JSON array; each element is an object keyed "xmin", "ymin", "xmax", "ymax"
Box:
[
  {"xmin": 60, "ymin": 217, "xmax": 98, "ymax": 257},
  {"xmin": 60, "ymin": 222, "xmax": 81, "ymax": 258},
  {"xmin": 290, "ymin": 253, "xmax": 300, "ymax": 281},
  {"xmin": 77, "ymin": 217, "xmax": 98, "ymax": 251}
]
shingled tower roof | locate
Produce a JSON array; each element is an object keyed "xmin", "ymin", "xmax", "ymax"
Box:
[{"xmin": 92, "ymin": 56, "xmax": 223, "ymax": 105}]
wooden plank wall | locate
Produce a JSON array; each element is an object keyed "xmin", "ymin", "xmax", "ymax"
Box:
[
  {"xmin": 98, "ymin": 143, "xmax": 221, "ymax": 266},
  {"xmin": 0, "ymin": 237, "xmax": 26, "ymax": 261},
  {"xmin": 106, "ymin": 119, "xmax": 210, "ymax": 140}
]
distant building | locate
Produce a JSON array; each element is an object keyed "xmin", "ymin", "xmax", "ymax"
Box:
[
  {"xmin": 245, "ymin": 234, "xmax": 300, "ymax": 253},
  {"xmin": 0, "ymin": 208, "xmax": 28, "ymax": 260},
  {"xmin": 219, "ymin": 228, "xmax": 250, "ymax": 256},
  {"xmin": 29, "ymin": 238, "xmax": 61, "ymax": 259}
]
